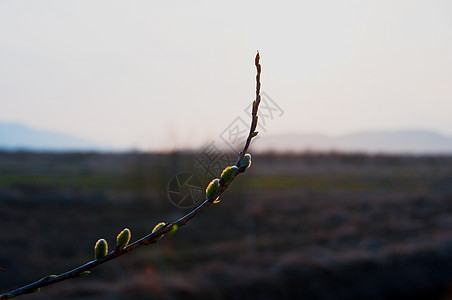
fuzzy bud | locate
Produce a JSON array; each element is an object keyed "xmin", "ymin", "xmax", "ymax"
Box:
[
  {"xmin": 206, "ymin": 178, "xmax": 220, "ymax": 203},
  {"xmin": 152, "ymin": 222, "xmax": 166, "ymax": 234},
  {"xmin": 116, "ymin": 228, "xmax": 131, "ymax": 251},
  {"xmin": 94, "ymin": 239, "xmax": 108, "ymax": 260},
  {"xmin": 220, "ymin": 166, "xmax": 238, "ymax": 186},
  {"xmin": 239, "ymin": 154, "xmax": 252, "ymax": 171},
  {"xmin": 78, "ymin": 271, "xmax": 91, "ymax": 277}
]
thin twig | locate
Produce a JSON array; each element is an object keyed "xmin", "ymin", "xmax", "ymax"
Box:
[
  {"xmin": 0, "ymin": 51, "xmax": 263, "ymax": 299},
  {"xmin": 237, "ymin": 50, "xmax": 261, "ymax": 165}
]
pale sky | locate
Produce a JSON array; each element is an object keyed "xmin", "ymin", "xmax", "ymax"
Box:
[{"xmin": 1, "ymin": 0, "xmax": 451, "ymax": 151}]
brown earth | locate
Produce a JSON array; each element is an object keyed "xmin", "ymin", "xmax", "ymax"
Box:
[{"xmin": 1, "ymin": 151, "xmax": 452, "ymax": 299}]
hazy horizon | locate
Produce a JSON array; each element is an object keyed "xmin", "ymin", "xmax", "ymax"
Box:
[{"xmin": 2, "ymin": 121, "xmax": 452, "ymax": 154}]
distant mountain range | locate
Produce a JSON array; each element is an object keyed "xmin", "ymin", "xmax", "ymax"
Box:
[
  {"xmin": 252, "ymin": 131, "xmax": 452, "ymax": 154},
  {"xmin": 0, "ymin": 123, "xmax": 106, "ymax": 152},
  {"xmin": 1, "ymin": 122, "xmax": 452, "ymax": 154}
]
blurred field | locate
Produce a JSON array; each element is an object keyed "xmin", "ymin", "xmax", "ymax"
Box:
[{"xmin": 1, "ymin": 151, "xmax": 452, "ymax": 299}]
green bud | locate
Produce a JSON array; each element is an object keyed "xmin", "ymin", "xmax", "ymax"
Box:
[
  {"xmin": 25, "ymin": 288, "xmax": 40, "ymax": 294},
  {"xmin": 78, "ymin": 271, "xmax": 91, "ymax": 277},
  {"xmin": 239, "ymin": 154, "xmax": 252, "ymax": 170},
  {"xmin": 94, "ymin": 239, "xmax": 108, "ymax": 260},
  {"xmin": 170, "ymin": 224, "xmax": 178, "ymax": 236},
  {"xmin": 44, "ymin": 275, "xmax": 57, "ymax": 282},
  {"xmin": 220, "ymin": 166, "xmax": 238, "ymax": 186},
  {"xmin": 206, "ymin": 178, "xmax": 220, "ymax": 203},
  {"xmin": 152, "ymin": 222, "xmax": 166, "ymax": 234},
  {"xmin": 116, "ymin": 228, "xmax": 131, "ymax": 251}
]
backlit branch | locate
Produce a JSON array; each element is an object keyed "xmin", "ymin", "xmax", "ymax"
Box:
[{"xmin": 0, "ymin": 51, "xmax": 263, "ymax": 299}]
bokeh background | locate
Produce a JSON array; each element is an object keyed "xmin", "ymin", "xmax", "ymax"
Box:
[
  {"xmin": 1, "ymin": 1, "xmax": 452, "ymax": 299},
  {"xmin": 1, "ymin": 152, "xmax": 452, "ymax": 299}
]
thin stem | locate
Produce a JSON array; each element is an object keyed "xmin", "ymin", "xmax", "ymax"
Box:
[
  {"xmin": 237, "ymin": 50, "xmax": 261, "ymax": 165},
  {"xmin": 0, "ymin": 51, "xmax": 262, "ymax": 299}
]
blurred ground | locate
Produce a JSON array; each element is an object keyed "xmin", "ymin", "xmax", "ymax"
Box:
[{"xmin": 1, "ymin": 151, "xmax": 452, "ymax": 299}]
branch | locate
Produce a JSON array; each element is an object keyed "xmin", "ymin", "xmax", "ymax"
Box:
[{"xmin": 0, "ymin": 51, "xmax": 263, "ymax": 299}]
